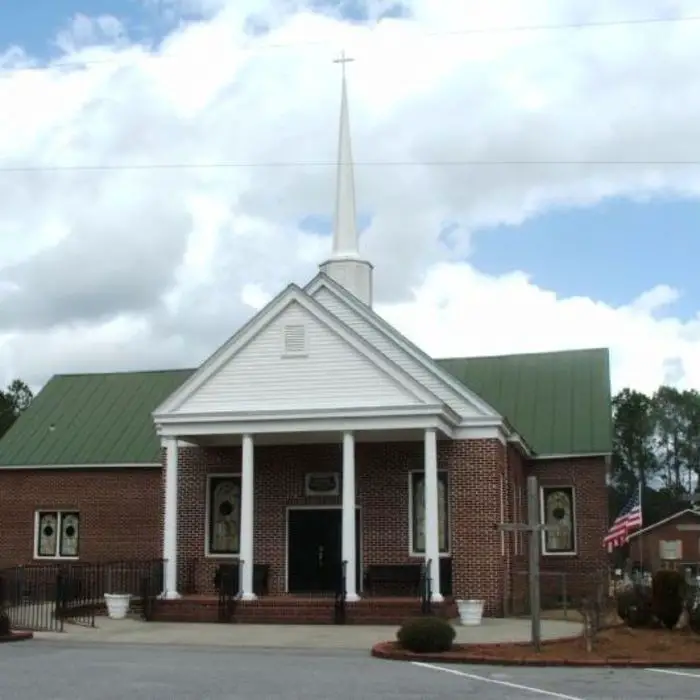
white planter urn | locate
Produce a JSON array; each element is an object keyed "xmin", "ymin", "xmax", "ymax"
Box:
[
  {"xmin": 456, "ymin": 599, "xmax": 485, "ymax": 626},
  {"xmin": 104, "ymin": 593, "xmax": 131, "ymax": 620}
]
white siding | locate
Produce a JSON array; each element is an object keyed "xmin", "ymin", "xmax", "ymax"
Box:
[
  {"xmin": 174, "ymin": 301, "xmax": 424, "ymax": 413},
  {"xmin": 312, "ymin": 286, "xmax": 483, "ymax": 418}
]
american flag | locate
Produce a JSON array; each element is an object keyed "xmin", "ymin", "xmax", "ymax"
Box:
[{"xmin": 603, "ymin": 489, "xmax": 643, "ymax": 549}]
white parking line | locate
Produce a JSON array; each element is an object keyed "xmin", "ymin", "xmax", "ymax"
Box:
[
  {"xmin": 411, "ymin": 661, "xmax": 586, "ymax": 700},
  {"xmin": 646, "ymin": 667, "xmax": 700, "ymax": 679}
]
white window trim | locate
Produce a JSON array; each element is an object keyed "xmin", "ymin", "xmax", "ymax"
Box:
[
  {"xmin": 539, "ymin": 484, "xmax": 578, "ymax": 557},
  {"xmin": 33, "ymin": 510, "xmax": 80, "ymax": 561},
  {"xmin": 659, "ymin": 539, "xmax": 683, "ymax": 561},
  {"xmin": 407, "ymin": 469, "xmax": 451, "ymax": 558},
  {"xmin": 204, "ymin": 473, "xmax": 242, "ymax": 558}
]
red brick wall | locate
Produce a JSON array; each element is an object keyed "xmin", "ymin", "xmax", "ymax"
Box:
[
  {"xmin": 629, "ymin": 512, "xmax": 700, "ymax": 570},
  {"xmin": 528, "ymin": 456, "xmax": 610, "ymax": 604},
  {"xmin": 177, "ymin": 441, "xmax": 426, "ymax": 597},
  {"xmin": 446, "ymin": 439, "xmax": 507, "ymax": 614},
  {"xmin": 176, "ymin": 438, "xmax": 509, "ymax": 613},
  {"xmin": 0, "ymin": 442, "xmax": 609, "ymax": 618},
  {"xmin": 505, "ymin": 445, "xmax": 528, "ymax": 611},
  {"xmin": 0, "ymin": 468, "xmax": 163, "ymax": 567}
]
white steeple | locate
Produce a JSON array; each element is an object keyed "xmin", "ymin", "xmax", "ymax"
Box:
[{"xmin": 319, "ymin": 52, "xmax": 373, "ymax": 306}]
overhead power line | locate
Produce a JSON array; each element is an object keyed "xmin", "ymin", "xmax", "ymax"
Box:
[
  {"xmin": 0, "ymin": 14, "xmax": 699, "ymax": 73},
  {"xmin": 0, "ymin": 160, "xmax": 698, "ymax": 174}
]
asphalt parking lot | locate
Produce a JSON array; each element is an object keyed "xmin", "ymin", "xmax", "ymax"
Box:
[{"xmin": 0, "ymin": 640, "xmax": 698, "ymax": 699}]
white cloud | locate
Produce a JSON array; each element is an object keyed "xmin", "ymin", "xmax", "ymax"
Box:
[{"xmin": 1, "ymin": 0, "xmax": 699, "ymax": 397}]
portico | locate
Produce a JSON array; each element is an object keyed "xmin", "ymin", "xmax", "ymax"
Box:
[{"xmin": 157, "ymin": 421, "xmax": 449, "ymax": 603}]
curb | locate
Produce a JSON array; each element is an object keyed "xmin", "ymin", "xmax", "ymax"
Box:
[
  {"xmin": 370, "ymin": 641, "xmax": 700, "ymax": 668},
  {"xmin": 0, "ymin": 632, "xmax": 34, "ymax": 644}
]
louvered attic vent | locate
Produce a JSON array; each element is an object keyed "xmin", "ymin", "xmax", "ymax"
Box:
[{"xmin": 283, "ymin": 324, "xmax": 307, "ymax": 356}]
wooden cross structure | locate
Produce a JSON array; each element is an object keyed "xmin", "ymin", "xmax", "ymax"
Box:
[{"xmin": 496, "ymin": 475, "xmax": 569, "ymax": 651}]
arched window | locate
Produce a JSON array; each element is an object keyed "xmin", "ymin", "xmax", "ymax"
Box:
[
  {"xmin": 410, "ymin": 471, "xmax": 449, "ymax": 554},
  {"xmin": 35, "ymin": 511, "xmax": 80, "ymax": 558},
  {"xmin": 541, "ymin": 486, "xmax": 575, "ymax": 554},
  {"xmin": 208, "ymin": 476, "xmax": 242, "ymax": 555}
]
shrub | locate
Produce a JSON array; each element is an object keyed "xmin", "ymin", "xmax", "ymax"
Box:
[
  {"xmin": 652, "ymin": 570, "xmax": 686, "ymax": 630},
  {"xmin": 0, "ymin": 610, "xmax": 10, "ymax": 636},
  {"xmin": 628, "ymin": 593, "xmax": 655, "ymax": 628},
  {"xmin": 396, "ymin": 616, "xmax": 456, "ymax": 653},
  {"xmin": 617, "ymin": 585, "xmax": 654, "ymax": 628},
  {"xmin": 616, "ymin": 588, "xmax": 635, "ymax": 622}
]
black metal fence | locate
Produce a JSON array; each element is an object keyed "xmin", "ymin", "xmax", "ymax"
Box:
[
  {"xmin": 420, "ymin": 559, "xmax": 433, "ymax": 615},
  {"xmin": 506, "ymin": 568, "xmax": 613, "ymax": 619},
  {"xmin": 217, "ymin": 560, "xmax": 242, "ymax": 623},
  {"xmin": 0, "ymin": 559, "xmax": 164, "ymax": 632},
  {"xmin": 334, "ymin": 560, "xmax": 347, "ymax": 624}
]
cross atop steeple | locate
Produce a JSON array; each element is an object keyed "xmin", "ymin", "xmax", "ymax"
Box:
[
  {"xmin": 318, "ymin": 51, "xmax": 374, "ymax": 306},
  {"xmin": 333, "ymin": 51, "xmax": 354, "ymax": 79}
]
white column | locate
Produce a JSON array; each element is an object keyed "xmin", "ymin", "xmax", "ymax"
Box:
[
  {"xmin": 424, "ymin": 428, "xmax": 443, "ymax": 602},
  {"xmin": 239, "ymin": 433, "xmax": 256, "ymax": 600},
  {"xmin": 342, "ymin": 431, "xmax": 360, "ymax": 601},
  {"xmin": 162, "ymin": 436, "xmax": 180, "ymax": 599}
]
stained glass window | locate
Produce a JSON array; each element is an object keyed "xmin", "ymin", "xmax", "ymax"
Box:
[
  {"xmin": 36, "ymin": 511, "xmax": 80, "ymax": 558},
  {"xmin": 541, "ymin": 487, "xmax": 575, "ymax": 554},
  {"xmin": 208, "ymin": 476, "xmax": 242, "ymax": 554},
  {"xmin": 410, "ymin": 471, "xmax": 449, "ymax": 554}
]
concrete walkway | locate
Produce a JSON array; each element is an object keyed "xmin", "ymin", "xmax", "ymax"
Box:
[{"xmin": 32, "ymin": 616, "xmax": 581, "ymax": 650}]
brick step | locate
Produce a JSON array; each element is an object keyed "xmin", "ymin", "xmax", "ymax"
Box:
[{"xmin": 152, "ymin": 596, "xmax": 456, "ymax": 625}]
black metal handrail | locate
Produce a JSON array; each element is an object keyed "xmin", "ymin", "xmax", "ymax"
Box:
[
  {"xmin": 420, "ymin": 559, "xmax": 433, "ymax": 615},
  {"xmin": 140, "ymin": 560, "xmax": 165, "ymax": 621},
  {"xmin": 217, "ymin": 559, "xmax": 241, "ymax": 623},
  {"xmin": 334, "ymin": 560, "xmax": 348, "ymax": 625}
]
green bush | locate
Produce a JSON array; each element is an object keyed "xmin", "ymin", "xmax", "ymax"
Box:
[
  {"xmin": 619, "ymin": 585, "xmax": 654, "ymax": 628},
  {"xmin": 396, "ymin": 616, "xmax": 456, "ymax": 653},
  {"xmin": 616, "ymin": 587, "xmax": 636, "ymax": 622},
  {"xmin": 0, "ymin": 611, "xmax": 10, "ymax": 636},
  {"xmin": 652, "ymin": 570, "xmax": 686, "ymax": 630}
]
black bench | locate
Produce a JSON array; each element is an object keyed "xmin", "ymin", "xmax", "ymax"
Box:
[
  {"xmin": 363, "ymin": 564, "xmax": 421, "ymax": 596},
  {"xmin": 213, "ymin": 563, "xmax": 269, "ymax": 597},
  {"xmin": 364, "ymin": 559, "xmax": 452, "ymax": 597}
]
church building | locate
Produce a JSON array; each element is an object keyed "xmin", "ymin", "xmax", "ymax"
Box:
[{"xmin": 0, "ymin": 64, "xmax": 612, "ymax": 623}]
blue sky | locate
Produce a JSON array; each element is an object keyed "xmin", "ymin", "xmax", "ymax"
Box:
[
  {"xmin": 2, "ymin": 1, "xmax": 696, "ymax": 322},
  {"xmin": 471, "ymin": 197, "xmax": 698, "ymax": 319},
  {"xmin": 0, "ymin": 0, "xmax": 173, "ymax": 56}
]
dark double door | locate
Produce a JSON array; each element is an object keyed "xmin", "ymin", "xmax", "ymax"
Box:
[{"xmin": 288, "ymin": 508, "xmax": 360, "ymax": 594}]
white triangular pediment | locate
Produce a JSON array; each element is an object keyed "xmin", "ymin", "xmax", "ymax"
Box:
[
  {"xmin": 155, "ymin": 285, "xmax": 444, "ymax": 417},
  {"xmin": 305, "ymin": 273, "xmax": 499, "ymax": 420}
]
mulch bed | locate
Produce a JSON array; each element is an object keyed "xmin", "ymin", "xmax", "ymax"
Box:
[
  {"xmin": 372, "ymin": 626, "xmax": 700, "ymax": 667},
  {"xmin": 0, "ymin": 631, "xmax": 34, "ymax": 644}
]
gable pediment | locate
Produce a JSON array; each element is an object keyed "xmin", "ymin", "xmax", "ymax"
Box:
[
  {"xmin": 155, "ymin": 285, "xmax": 444, "ymax": 417},
  {"xmin": 305, "ymin": 273, "xmax": 500, "ymax": 421}
]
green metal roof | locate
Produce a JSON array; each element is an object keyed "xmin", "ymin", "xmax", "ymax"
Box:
[
  {"xmin": 0, "ymin": 347, "xmax": 611, "ymax": 466},
  {"xmin": 0, "ymin": 370, "xmax": 193, "ymax": 466},
  {"xmin": 437, "ymin": 347, "xmax": 612, "ymax": 456}
]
